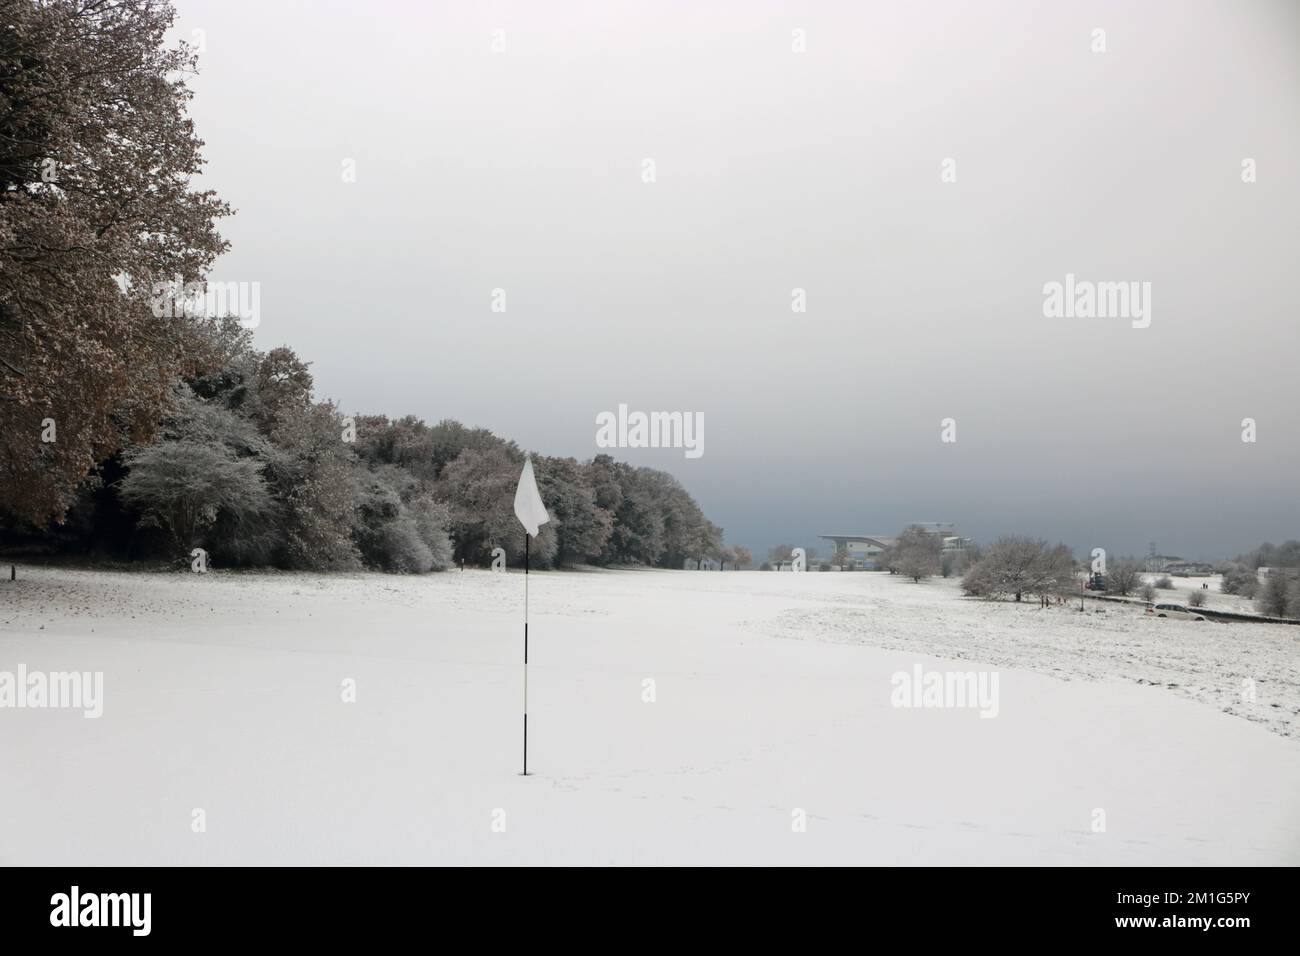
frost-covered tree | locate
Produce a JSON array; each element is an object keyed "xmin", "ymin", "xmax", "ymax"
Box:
[
  {"xmin": 963, "ymin": 536, "xmax": 1060, "ymax": 602},
  {"xmin": 1107, "ymin": 561, "xmax": 1145, "ymax": 597},
  {"xmin": 534, "ymin": 455, "xmax": 612, "ymax": 564},
  {"xmin": 892, "ymin": 525, "xmax": 942, "ymax": 582},
  {"xmin": 266, "ymin": 400, "xmax": 362, "ymax": 571},
  {"xmin": 406, "ymin": 494, "xmax": 454, "ymax": 571},
  {"xmin": 119, "ymin": 439, "xmax": 272, "ymax": 556},
  {"xmin": 438, "ymin": 446, "xmax": 557, "ymax": 568},
  {"xmin": 2, "ymin": 0, "xmax": 230, "ymax": 524},
  {"xmin": 587, "ymin": 455, "xmax": 665, "ymax": 565},
  {"xmin": 635, "ymin": 466, "xmax": 716, "ymax": 568},
  {"xmin": 1031, "ymin": 544, "xmax": 1077, "ymax": 606},
  {"xmin": 353, "ymin": 466, "xmax": 453, "ymax": 573},
  {"xmin": 426, "ymin": 419, "xmax": 517, "ymax": 481},
  {"xmin": 1220, "ymin": 563, "xmax": 1259, "ymax": 598},
  {"xmin": 116, "ymin": 387, "xmax": 275, "ymax": 561},
  {"xmin": 353, "ymin": 414, "xmax": 448, "ymax": 484},
  {"xmin": 1256, "ymin": 570, "xmax": 1295, "ymax": 618}
]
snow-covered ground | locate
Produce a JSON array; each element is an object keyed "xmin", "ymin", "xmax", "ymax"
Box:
[
  {"xmin": 1139, "ymin": 572, "xmax": 1260, "ymax": 614},
  {"xmin": 2, "ymin": 567, "xmax": 1298, "ymax": 865}
]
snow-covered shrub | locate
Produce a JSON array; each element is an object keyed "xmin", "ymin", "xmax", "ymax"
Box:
[
  {"xmin": 1257, "ymin": 571, "xmax": 1296, "ymax": 618},
  {"xmin": 1220, "ymin": 564, "xmax": 1259, "ymax": 598}
]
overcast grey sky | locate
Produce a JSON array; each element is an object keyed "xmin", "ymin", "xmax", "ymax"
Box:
[{"xmin": 173, "ymin": 0, "xmax": 1298, "ymax": 560}]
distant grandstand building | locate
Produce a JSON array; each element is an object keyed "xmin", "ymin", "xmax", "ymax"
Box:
[
  {"xmin": 817, "ymin": 534, "xmax": 896, "ymax": 570},
  {"xmin": 819, "ymin": 523, "xmax": 969, "ymax": 570}
]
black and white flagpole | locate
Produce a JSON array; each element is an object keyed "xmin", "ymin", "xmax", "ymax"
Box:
[
  {"xmin": 512, "ymin": 456, "xmax": 548, "ymax": 777},
  {"xmin": 523, "ymin": 533, "xmax": 529, "ymax": 775}
]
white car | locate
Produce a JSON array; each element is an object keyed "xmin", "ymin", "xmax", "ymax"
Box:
[{"xmin": 1145, "ymin": 602, "xmax": 1206, "ymax": 621}]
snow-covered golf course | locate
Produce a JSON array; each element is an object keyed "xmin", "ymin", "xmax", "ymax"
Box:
[{"xmin": 3, "ymin": 567, "xmax": 1298, "ymax": 865}]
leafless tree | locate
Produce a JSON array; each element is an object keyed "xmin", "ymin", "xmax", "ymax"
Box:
[
  {"xmin": 768, "ymin": 544, "xmax": 794, "ymax": 571},
  {"xmin": 892, "ymin": 525, "xmax": 942, "ymax": 582},
  {"xmin": 1108, "ymin": 562, "xmax": 1145, "ymax": 597}
]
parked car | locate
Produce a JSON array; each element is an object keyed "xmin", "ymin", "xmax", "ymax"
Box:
[
  {"xmin": 1145, "ymin": 603, "xmax": 1206, "ymax": 621},
  {"xmin": 1085, "ymin": 572, "xmax": 1106, "ymax": 591}
]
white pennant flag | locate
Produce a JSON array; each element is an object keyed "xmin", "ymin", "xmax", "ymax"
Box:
[{"xmin": 513, "ymin": 457, "xmax": 550, "ymax": 538}]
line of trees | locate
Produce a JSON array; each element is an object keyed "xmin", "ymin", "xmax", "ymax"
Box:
[
  {"xmin": 1256, "ymin": 570, "xmax": 1300, "ymax": 619},
  {"xmin": 1221, "ymin": 541, "xmax": 1300, "ymax": 617},
  {"xmin": 1234, "ymin": 540, "xmax": 1300, "ymax": 571},
  {"xmin": 1219, "ymin": 540, "xmax": 1300, "ymax": 607},
  {"xmin": 961, "ymin": 537, "xmax": 1300, "ymax": 619},
  {"xmin": 0, "ymin": 0, "xmax": 729, "ymax": 573},
  {"xmin": 755, "ymin": 529, "xmax": 1300, "ymax": 620},
  {"xmin": 1, "ymin": 319, "xmax": 731, "ymax": 572}
]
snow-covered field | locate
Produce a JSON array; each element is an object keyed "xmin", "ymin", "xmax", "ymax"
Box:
[
  {"xmin": 1139, "ymin": 572, "xmax": 1260, "ymax": 614},
  {"xmin": 2, "ymin": 567, "xmax": 1298, "ymax": 865}
]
